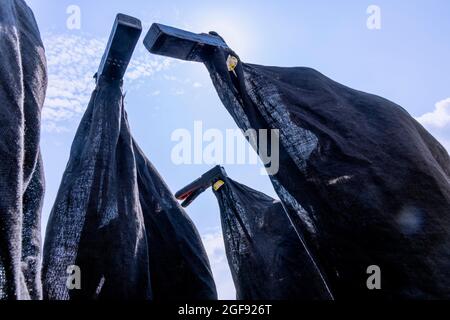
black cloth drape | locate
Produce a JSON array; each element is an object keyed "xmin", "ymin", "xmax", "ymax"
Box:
[
  {"xmin": 213, "ymin": 177, "xmax": 333, "ymax": 300},
  {"xmin": 203, "ymin": 42, "xmax": 450, "ymax": 299},
  {"xmin": 42, "ymin": 77, "xmax": 217, "ymax": 300},
  {"xmin": 134, "ymin": 142, "xmax": 217, "ymax": 300},
  {"xmin": 0, "ymin": 0, "xmax": 47, "ymax": 300}
]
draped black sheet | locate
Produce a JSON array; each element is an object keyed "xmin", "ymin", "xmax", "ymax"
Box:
[
  {"xmin": 213, "ymin": 176, "xmax": 333, "ymax": 300},
  {"xmin": 42, "ymin": 77, "xmax": 217, "ymax": 300},
  {"xmin": 134, "ymin": 142, "xmax": 217, "ymax": 300},
  {"xmin": 0, "ymin": 0, "xmax": 47, "ymax": 300},
  {"xmin": 203, "ymin": 41, "xmax": 450, "ymax": 299}
]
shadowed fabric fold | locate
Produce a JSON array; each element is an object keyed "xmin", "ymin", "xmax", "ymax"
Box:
[
  {"xmin": 42, "ymin": 78, "xmax": 152, "ymax": 300},
  {"xmin": 213, "ymin": 177, "xmax": 333, "ymax": 300},
  {"xmin": 42, "ymin": 77, "xmax": 217, "ymax": 300},
  {"xmin": 0, "ymin": 0, "xmax": 47, "ymax": 300},
  {"xmin": 134, "ymin": 142, "xmax": 217, "ymax": 300},
  {"xmin": 203, "ymin": 43, "xmax": 450, "ymax": 299}
]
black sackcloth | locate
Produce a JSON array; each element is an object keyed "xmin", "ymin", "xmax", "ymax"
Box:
[
  {"xmin": 0, "ymin": 0, "xmax": 47, "ymax": 300},
  {"xmin": 43, "ymin": 76, "xmax": 217, "ymax": 300},
  {"xmin": 202, "ymin": 36, "xmax": 450, "ymax": 299},
  {"xmin": 213, "ymin": 176, "xmax": 333, "ymax": 300}
]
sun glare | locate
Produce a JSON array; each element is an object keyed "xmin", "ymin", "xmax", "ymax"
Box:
[{"xmin": 195, "ymin": 11, "xmax": 257, "ymax": 59}]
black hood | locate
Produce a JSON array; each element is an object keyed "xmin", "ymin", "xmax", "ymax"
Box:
[
  {"xmin": 42, "ymin": 77, "xmax": 217, "ymax": 300},
  {"xmin": 203, "ymin": 41, "xmax": 450, "ymax": 299},
  {"xmin": 213, "ymin": 176, "xmax": 333, "ymax": 300},
  {"xmin": 0, "ymin": 0, "xmax": 47, "ymax": 300}
]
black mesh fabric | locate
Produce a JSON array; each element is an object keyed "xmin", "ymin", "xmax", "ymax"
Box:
[
  {"xmin": 134, "ymin": 142, "xmax": 217, "ymax": 300},
  {"xmin": 42, "ymin": 77, "xmax": 217, "ymax": 300},
  {"xmin": 213, "ymin": 177, "xmax": 333, "ymax": 300},
  {"xmin": 203, "ymin": 41, "xmax": 450, "ymax": 299},
  {"xmin": 0, "ymin": 0, "xmax": 47, "ymax": 300}
]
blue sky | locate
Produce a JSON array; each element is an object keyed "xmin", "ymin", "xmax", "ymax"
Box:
[{"xmin": 26, "ymin": 0, "xmax": 450, "ymax": 299}]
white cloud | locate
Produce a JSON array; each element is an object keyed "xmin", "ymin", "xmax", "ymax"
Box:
[
  {"xmin": 174, "ymin": 89, "xmax": 185, "ymax": 96},
  {"xmin": 417, "ymin": 98, "xmax": 450, "ymax": 128},
  {"xmin": 42, "ymin": 122, "xmax": 70, "ymax": 134},
  {"xmin": 193, "ymin": 82, "xmax": 203, "ymax": 88},
  {"xmin": 201, "ymin": 230, "xmax": 236, "ymax": 300},
  {"xmin": 416, "ymin": 98, "xmax": 450, "ymax": 153},
  {"xmin": 42, "ymin": 33, "xmax": 173, "ymax": 133},
  {"xmin": 163, "ymin": 74, "xmax": 178, "ymax": 81}
]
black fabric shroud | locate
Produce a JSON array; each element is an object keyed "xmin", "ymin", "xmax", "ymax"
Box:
[
  {"xmin": 42, "ymin": 77, "xmax": 217, "ymax": 300},
  {"xmin": 203, "ymin": 43, "xmax": 450, "ymax": 299},
  {"xmin": 134, "ymin": 142, "xmax": 217, "ymax": 300},
  {"xmin": 0, "ymin": 0, "xmax": 47, "ymax": 300},
  {"xmin": 213, "ymin": 177, "xmax": 333, "ymax": 300}
]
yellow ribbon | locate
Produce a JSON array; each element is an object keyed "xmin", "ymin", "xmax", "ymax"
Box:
[
  {"xmin": 226, "ymin": 55, "xmax": 239, "ymax": 75},
  {"xmin": 213, "ymin": 180, "xmax": 225, "ymax": 191}
]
